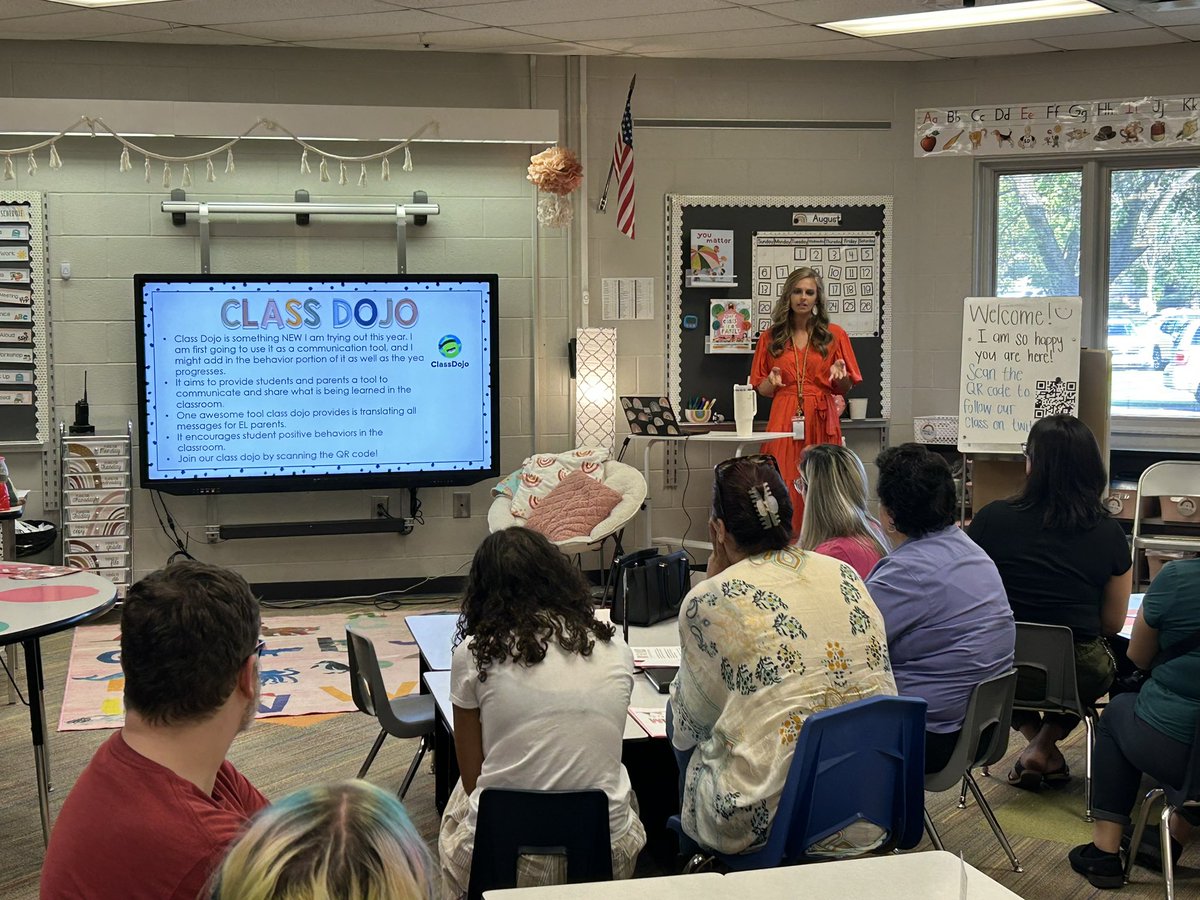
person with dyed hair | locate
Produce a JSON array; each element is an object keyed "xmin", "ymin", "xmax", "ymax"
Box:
[
  {"xmin": 208, "ymin": 780, "xmax": 436, "ymax": 900},
  {"xmin": 796, "ymin": 443, "xmax": 889, "ymax": 579}
]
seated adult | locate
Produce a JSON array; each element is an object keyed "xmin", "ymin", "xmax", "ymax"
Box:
[
  {"xmin": 866, "ymin": 444, "xmax": 1014, "ymax": 774},
  {"xmin": 208, "ymin": 780, "xmax": 436, "ymax": 899},
  {"xmin": 796, "ymin": 443, "xmax": 890, "ymax": 579},
  {"xmin": 41, "ymin": 561, "xmax": 268, "ymax": 900},
  {"xmin": 1069, "ymin": 557, "xmax": 1200, "ymax": 889},
  {"xmin": 668, "ymin": 454, "xmax": 896, "ymax": 855},
  {"xmin": 438, "ymin": 528, "xmax": 645, "ymax": 897},
  {"xmin": 968, "ymin": 415, "xmax": 1130, "ymax": 788}
]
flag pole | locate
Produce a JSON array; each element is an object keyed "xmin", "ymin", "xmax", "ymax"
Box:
[{"xmin": 597, "ymin": 74, "xmax": 637, "ymax": 213}]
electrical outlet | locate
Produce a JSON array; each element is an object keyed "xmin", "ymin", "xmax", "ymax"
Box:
[
  {"xmin": 371, "ymin": 495, "xmax": 389, "ymax": 518},
  {"xmin": 452, "ymin": 492, "xmax": 471, "ymax": 518}
]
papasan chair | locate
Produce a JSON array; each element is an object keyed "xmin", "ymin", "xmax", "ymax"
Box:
[{"xmin": 488, "ymin": 452, "xmax": 647, "ymax": 561}]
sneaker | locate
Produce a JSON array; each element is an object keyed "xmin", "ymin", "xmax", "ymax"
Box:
[
  {"xmin": 1069, "ymin": 842, "xmax": 1125, "ymax": 889},
  {"xmin": 1122, "ymin": 822, "xmax": 1183, "ymax": 873}
]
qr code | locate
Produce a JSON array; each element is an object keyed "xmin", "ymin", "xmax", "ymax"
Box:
[{"xmin": 1033, "ymin": 378, "xmax": 1078, "ymax": 418}]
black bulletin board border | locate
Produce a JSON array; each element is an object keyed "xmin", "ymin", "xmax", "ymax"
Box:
[{"xmin": 665, "ymin": 194, "xmax": 891, "ymax": 425}]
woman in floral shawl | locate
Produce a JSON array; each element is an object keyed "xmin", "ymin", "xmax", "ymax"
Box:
[{"xmin": 667, "ymin": 454, "xmax": 896, "ymax": 856}]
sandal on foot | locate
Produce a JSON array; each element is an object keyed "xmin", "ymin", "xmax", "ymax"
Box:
[
  {"xmin": 1043, "ymin": 763, "xmax": 1072, "ymax": 787},
  {"xmin": 1007, "ymin": 760, "xmax": 1043, "ymax": 791}
]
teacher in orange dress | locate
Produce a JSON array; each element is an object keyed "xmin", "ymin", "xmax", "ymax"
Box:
[{"xmin": 750, "ymin": 267, "xmax": 862, "ymax": 537}]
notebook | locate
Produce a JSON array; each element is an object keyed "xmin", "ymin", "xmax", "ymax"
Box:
[{"xmin": 620, "ymin": 395, "xmax": 705, "ymax": 436}]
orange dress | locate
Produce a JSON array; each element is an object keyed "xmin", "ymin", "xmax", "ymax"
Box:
[{"xmin": 750, "ymin": 324, "xmax": 862, "ymax": 537}]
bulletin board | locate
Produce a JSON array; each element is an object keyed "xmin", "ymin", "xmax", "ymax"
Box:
[
  {"xmin": 666, "ymin": 195, "xmax": 891, "ymax": 423},
  {"xmin": 0, "ymin": 192, "xmax": 50, "ymax": 445}
]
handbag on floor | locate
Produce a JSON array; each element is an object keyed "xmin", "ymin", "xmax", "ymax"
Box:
[{"xmin": 610, "ymin": 547, "xmax": 689, "ymax": 627}]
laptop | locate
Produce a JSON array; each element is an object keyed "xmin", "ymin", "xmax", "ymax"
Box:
[{"xmin": 620, "ymin": 395, "xmax": 706, "ymax": 436}]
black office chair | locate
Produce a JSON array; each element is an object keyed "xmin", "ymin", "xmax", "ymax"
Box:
[
  {"xmin": 345, "ymin": 624, "xmax": 435, "ymax": 800},
  {"xmin": 466, "ymin": 788, "xmax": 613, "ymax": 900},
  {"xmin": 1012, "ymin": 622, "xmax": 1097, "ymax": 820},
  {"xmin": 924, "ymin": 669, "xmax": 1022, "ymax": 872}
]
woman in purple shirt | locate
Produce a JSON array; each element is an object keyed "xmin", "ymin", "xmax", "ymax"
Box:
[
  {"xmin": 866, "ymin": 444, "xmax": 1015, "ymax": 773},
  {"xmin": 796, "ymin": 443, "xmax": 889, "ymax": 579}
]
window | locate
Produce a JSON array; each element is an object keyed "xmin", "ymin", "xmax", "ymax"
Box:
[{"xmin": 983, "ymin": 159, "xmax": 1200, "ymax": 433}]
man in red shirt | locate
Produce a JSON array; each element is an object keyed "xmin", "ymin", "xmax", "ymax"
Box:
[{"xmin": 41, "ymin": 561, "xmax": 269, "ymax": 900}]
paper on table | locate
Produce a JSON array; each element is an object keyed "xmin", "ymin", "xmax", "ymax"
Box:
[
  {"xmin": 632, "ymin": 646, "xmax": 681, "ymax": 667},
  {"xmin": 628, "ymin": 707, "xmax": 668, "ymax": 739},
  {"xmin": 960, "ymin": 852, "xmax": 968, "ymax": 900}
]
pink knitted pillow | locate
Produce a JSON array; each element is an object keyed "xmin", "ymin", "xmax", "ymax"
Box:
[{"xmin": 525, "ymin": 469, "xmax": 623, "ymax": 542}]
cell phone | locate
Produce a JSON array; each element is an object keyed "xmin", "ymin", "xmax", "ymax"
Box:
[{"xmin": 642, "ymin": 666, "xmax": 678, "ymax": 694}]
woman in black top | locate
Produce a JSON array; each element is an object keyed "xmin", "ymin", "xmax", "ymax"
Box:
[{"xmin": 968, "ymin": 415, "xmax": 1131, "ymax": 788}]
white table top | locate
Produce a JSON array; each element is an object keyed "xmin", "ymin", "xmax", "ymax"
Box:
[
  {"xmin": 424, "ymin": 669, "xmax": 453, "ymax": 724},
  {"xmin": 485, "ymin": 872, "xmax": 726, "ymax": 899},
  {"xmin": 723, "ymin": 850, "xmax": 1022, "ymax": 899},
  {"xmin": 405, "ymin": 612, "xmax": 459, "ymax": 671},
  {"xmin": 0, "ymin": 565, "xmax": 118, "ymax": 644}
]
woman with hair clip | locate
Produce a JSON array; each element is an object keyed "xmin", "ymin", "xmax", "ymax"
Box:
[
  {"xmin": 797, "ymin": 443, "xmax": 890, "ymax": 579},
  {"xmin": 867, "ymin": 444, "xmax": 1014, "ymax": 775},
  {"xmin": 668, "ymin": 454, "xmax": 895, "ymax": 856},
  {"xmin": 438, "ymin": 527, "xmax": 645, "ymax": 897},
  {"xmin": 208, "ymin": 780, "xmax": 436, "ymax": 900},
  {"xmin": 968, "ymin": 414, "xmax": 1131, "ymax": 790},
  {"xmin": 751, "ymin": 267, "xmax": 862, "ymax": 537}
]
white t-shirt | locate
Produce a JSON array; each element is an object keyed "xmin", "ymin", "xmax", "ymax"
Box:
[{"xmin": 449, "ymin": 630, "xmax": 638, "ymax": 839}]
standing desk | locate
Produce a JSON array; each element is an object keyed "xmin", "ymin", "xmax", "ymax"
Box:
[{"xmin": 0, "ymin": 565, "xmax": 117, "ymax": 845}]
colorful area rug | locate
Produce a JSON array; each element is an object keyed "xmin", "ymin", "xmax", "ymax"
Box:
[{"xmin": 59, "ymin": 611, "xmax": 426, "ymax": 732}]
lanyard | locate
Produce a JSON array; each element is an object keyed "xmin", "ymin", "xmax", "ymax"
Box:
[{"xmin": 792, "ymin": 337, "xmax": 807, "ymax": 406}]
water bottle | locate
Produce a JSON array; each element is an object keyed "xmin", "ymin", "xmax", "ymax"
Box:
[{"xmin": 0, "ymin": 456, "xmax": 16, "ymax": 510}]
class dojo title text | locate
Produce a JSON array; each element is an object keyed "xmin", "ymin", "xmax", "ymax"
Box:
[{"xmin": 217, "ymin": 296, "xmax": 420, "ymax": 330}]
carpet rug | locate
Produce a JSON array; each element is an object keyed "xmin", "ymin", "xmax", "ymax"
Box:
[{"xmin": 58, "ymin": 610, "xmax": 427, "ymax": 732}]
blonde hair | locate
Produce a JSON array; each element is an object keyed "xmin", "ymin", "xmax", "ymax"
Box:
[
  {"xmin": 798, "ymin": 444, "xmax": 889, "ymax": 559},
  {"xmin": 208, "ymin": 781, "xmax": 436, "ymax": 900},
  {"xmin": 767, "ymin": 267, "xmax": 834, "ymax": 358}
]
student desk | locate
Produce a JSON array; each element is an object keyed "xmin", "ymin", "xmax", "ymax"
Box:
[
  {"xmin": 0, "ymin": 565, "xmax": 117, "ymax": 845},
  {"xmin": 484, "ymin": 872, "xmax": 726, "ymax": 899},
  {"xmin": 408, "ymin": 610, "xmax": 679, "ymax": 813}
]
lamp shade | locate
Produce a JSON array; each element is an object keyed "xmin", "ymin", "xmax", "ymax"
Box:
[{"xmin": 574, "ymin": 327, "xmax": 617, "ymax": 452}]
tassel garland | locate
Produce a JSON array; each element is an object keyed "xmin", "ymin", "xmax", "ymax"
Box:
[
  {"xmin": 338, "ymin": 162, "xmax": 347, "ymax": 186},
  {"xmin": 403, "ymin": 146, "xmax": 413, "ymax": 172},
  {"xmin": 381, "ymin": 157, "xmax": 390, "ymax": 182},
  {"xmin": 225, "ymin": 148, "xmax": 235, "ymax": 175},
  {"xmin": 48, "ymin": 144, "xmax": 62, "ymax": 169},
  {"xmin": 119, "ymin": 147, "xmax": 131, "ymax": 172},
  {"xmin": 206, "ymin": 158, "xmax": 216, "ymax": 182},
  {"xmin": 182, "ymin": 163, "xmax": 192, "ymax": 188},
  {"xmin": 2, "ymin": 157, "xmax": 13, "ymax": 181},
  {"xmin": 144, "ymin": 156, "xmax": 151, "ymax": 183},
  {"xmin": 300, "ymin": 149, "xmax": 310, "ymax": 174},
  {"xmin": 358, "ymin": 163, "xmax": 367, "ymax": 187},
  {"xmin": 162, "ymin": 163, "xmax": 171, "ymax": 188},
  {"xmin": 27, "ymin": 152, "xmax": 37, "ymax": 176},
  {"xmin": 319, "ymin": 157, "xmax": 330, "ymax": 183}
]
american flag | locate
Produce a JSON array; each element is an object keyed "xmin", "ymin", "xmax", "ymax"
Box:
[{"xmin": 611, "ymin": 77, "xmax": 636, "ymax": 239}]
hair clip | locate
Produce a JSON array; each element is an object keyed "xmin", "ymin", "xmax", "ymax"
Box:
[{"xmin": 750, "ymin": 482, "xmax": 781, "ymax": 529}]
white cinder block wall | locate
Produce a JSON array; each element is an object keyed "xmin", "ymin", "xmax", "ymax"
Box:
[{"xmin": 4, "ymin": 37, "xmax": 1200, "ymax": 582}]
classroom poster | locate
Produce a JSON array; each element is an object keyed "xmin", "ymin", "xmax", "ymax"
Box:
[
  {"xmin": 687, "ymin": 229, "xmax": 735, "ymax": 286},
  {"xmin": 751, "ymin": 231, "xmax": 881, "ymax": 337},
  {"xmin": 707, "ymin": 299, "xmax": 752, "ymax": 353},
  {"xmin": 958, "ymin": 296, "xmax": 1082, "ymax": 454}
]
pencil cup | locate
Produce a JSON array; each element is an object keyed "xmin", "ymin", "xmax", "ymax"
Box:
[{"xmin": 684, "ymin": 408, "xmax": 712, "ymax": 424}]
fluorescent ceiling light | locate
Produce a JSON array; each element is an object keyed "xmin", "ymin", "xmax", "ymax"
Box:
[
  {"xmin": 45, "ymin": 0, "xmax": 174, "ymax": 7},
  {"xmin": 821, "ymin": 0, "xmax": 1109, "ymax": 37}
]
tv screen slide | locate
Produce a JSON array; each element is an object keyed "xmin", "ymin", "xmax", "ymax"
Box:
[{"xmin": 136, "ymin": 274, "xmax": 499, "ymax": 495}]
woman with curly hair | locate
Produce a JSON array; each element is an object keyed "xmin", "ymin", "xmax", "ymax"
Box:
[
  {"xmin": 866, "ymin": 444, "xmax": 1014, "ymax": 774},
  {"xmin": 438, "ymin": 527, "xmax": 645, "ymax": 897},
  {"xmin": 208, "ymin": 780, "xmax": 435, "ymax": 900},
  {"xmin": 751, "ymin": 267, "xmax": 862, "ymax": 536}
]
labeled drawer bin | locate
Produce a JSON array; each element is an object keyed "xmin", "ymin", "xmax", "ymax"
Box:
[
  {"xmin": 913, "ymin": 416, "xmax": 958, "ymax": 444},
  {"xmin": 63, "ymin": 520, "xmax": 129, "ymax": 538},
  {"xmin": 1105, "ymin": 482, "xmax": 1158, "ymax": 521},
  {"xmin": 66, "ymin": 456, "xmax": 128, "ymax": 475},
  {"xmin": 65, "ymin": 440, "xmax": 127, "ymax": 457},
  {"xmin": 65, "ymin": 537, "xmax": 129, "ymax": 554},
  {"xmin": 1160, "ymin": 495, "xmax": 1200, "ymax": 524},
  {"xmin": 66, "ymin": 551, "xmax": 129, "ymax": 570},
  {"xmin": 64, "ymin": 489, "xmax": 130, "ymax": 507},
  {"xmin": 65, "ymin": 504, "xmax": 127, "ymax": 524},
  {"xmin": 1147, "ymin": 550, "xmax": 1200, "ymax": 581},
  {"xmin": 65, "ymin": 473, "xmax": 129, "ymax": 490}
]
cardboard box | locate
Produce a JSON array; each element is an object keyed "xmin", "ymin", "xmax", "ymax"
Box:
[
  {"xmin": 1147, "ymin": 550, "xmax": 1199, "ymax": 582},
  {"xmin": 1160, "ymin": 495, "xmax": 1200, "ymax": 524},
  {"xmin": 1106, "ymin": 482, "xmax": 1158, "ymax": 521}
]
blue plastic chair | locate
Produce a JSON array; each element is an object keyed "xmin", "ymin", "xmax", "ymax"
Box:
[{"xmin": 670, "ymin": 695, "xmax": 927, "ymax": 872}]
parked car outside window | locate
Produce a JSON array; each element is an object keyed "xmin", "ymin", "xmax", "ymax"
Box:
[{"xmin": 1163, "ymin": 320, "xmax": 1200, "ymax": 405}]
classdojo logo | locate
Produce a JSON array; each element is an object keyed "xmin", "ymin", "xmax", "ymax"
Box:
[{"xmin": 438, "ymin": 334, "xmax": 462, "ymax": 359}]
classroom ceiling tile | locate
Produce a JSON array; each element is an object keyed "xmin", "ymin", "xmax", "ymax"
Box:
[
  {"xmin": 0, "ymin": 0, "xmax": 54, "ymax": 19},
  {"xmin": 918, "ymin": 39, "xmax": 1061, "ymax": 58},
  {"xmin": 216, "ymin": 8, "xmax": 480, "ymax": 42},
  {"xmin": 0, "ymin": 8, "xmax": 168, "ymax": 37},
  {"xmin": 585, "ymin": 24, "xmax": 841, "ymax": 55},
  {"xmin": 511, "ymin": 7, "xmax": 791, "ymax": 41},
  {"xmin": 89, "ymin": 0, "xmax": 399, "ymax": 27},
  {"xmin": 1166, "ymin": 23, "xmax": 1200, "ymax": 38},
  {"xmin": 1040, "ymin": 27, "xmax": 1185, "ymax": 50},
  {"xmin": 303, "ymin": 28, "xmax": 556, "ymax": 52},
  {"xmin": 752, "ymin": 0, "xmax": 955, "ymax": 25},
  {"xmin": 85, "ymin": 26, "xmax": 278, "ymax": 46},
  {"xmin": 879, "ymin": 11, "xmax": 1148, "ymax": 48},
  {"xmin": 652, "ymin": 43, "xmax": 934, "ymax": 61},
  {"xmin": 429, "ymin": 0, "xmax": 729, "ymax": 27}
]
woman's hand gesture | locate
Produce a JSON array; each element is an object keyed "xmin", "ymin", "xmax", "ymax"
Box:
[{"xmin": 830, "ymin": 359, "xmax": 848, "ymax": 382}]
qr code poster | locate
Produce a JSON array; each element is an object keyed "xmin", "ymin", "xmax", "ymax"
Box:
[
  {"xmin": 751, "ymin": 231, "xmax": 882, "ymax": 338},
  {"xmin": 957, "ymin": 296, "xmax": 1082, "ymax": 453}
]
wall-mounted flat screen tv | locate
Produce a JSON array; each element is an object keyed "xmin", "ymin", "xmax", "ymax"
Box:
[{"xmin": 135, "ymin": 274, "xmax": 499, "ymax": 495}]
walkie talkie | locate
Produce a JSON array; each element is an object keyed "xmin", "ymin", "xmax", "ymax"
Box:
[{"xmin": 68, "ymin": 371, "xmax": 96, "ymax": 435}]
